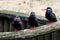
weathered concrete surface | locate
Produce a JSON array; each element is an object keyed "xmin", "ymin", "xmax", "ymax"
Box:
[{"xmin": 0, "ymin": 21, "xmax": 60, "ymax": 39}]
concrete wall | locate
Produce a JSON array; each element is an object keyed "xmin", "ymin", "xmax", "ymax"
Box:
[{"xmin": 0, "ymin": 0, "xmax": 60, "ymax": 17}]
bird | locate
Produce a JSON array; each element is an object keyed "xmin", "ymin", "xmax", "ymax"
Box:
[
  {"xmin": 28, "ymin": 12, "xmax": 38, "ymax": 30},
  {"xmin": 45, "ymin": 7, "xmax": 57, "ymax": 24},
  {"xmin": 12, "ymin": 16, "xmax": 22, "ymax": 32}
]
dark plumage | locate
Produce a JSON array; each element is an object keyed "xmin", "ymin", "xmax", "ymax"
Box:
[
  {"xmin": 45, "ymin": 7, "xmax": 57, "ymax": 22},
  {"xmin": 12, "ymin": 16, "xmax": 22, "ymax": 31},
  {"xmin": 28, "ymin": 12, "xmax": 38, "ymax": 28}
]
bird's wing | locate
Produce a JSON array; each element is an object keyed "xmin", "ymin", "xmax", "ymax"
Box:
[{"xmin": 50, "ymin": 13, "xmax": 56, "ymax": 19}]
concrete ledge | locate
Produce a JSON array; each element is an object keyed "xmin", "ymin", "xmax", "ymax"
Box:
[{"xmin": 0, "ymin": 21, "xmax": 60, "ymax": 39}]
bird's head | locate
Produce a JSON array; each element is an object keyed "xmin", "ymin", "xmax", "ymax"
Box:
[
  {"xmin": 30, "ymin": 12, "xmax": 35, "ymax": 16},
  {"xmin": 14, "ymin": 16, "xmax": 21, "ymax": 22},
  {"xmin": 47, "ymin": 7, "xmax": 52, "ymax": 11},
  {"xmin": 46, "ymin": 7, "xmax": 53, "ymax": 13}
]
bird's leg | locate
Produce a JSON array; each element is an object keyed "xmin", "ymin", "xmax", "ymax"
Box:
[
  {"xmin": 48, "ymin": 21, "xmax": 53, "ymax": 25},
  {"xmin": 13, "ymin": 29, "xmax": 20, "ymax": 32},
  {"xmin": 16, "ymin": 29, "xmax": 20, "ymax": 32},
  {"xmin": 13, "ymin": 29, "xmax": 17, "ymax": 32},
  {"xmin": 30, "ymin": 26, "xmax": 36, "ymax": 30}
]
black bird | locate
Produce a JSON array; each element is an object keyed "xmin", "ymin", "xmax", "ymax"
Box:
[
  {"xmin": 12, "ymin": 16, "xmax": 22, "ymax": 32},
  {"xmin": 45, "ymin": 7, "xmax": 57, "ymax": 24},
  {"xmin": 28, "ymin": 12, "xmax": 38, "ymax": 29}
]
